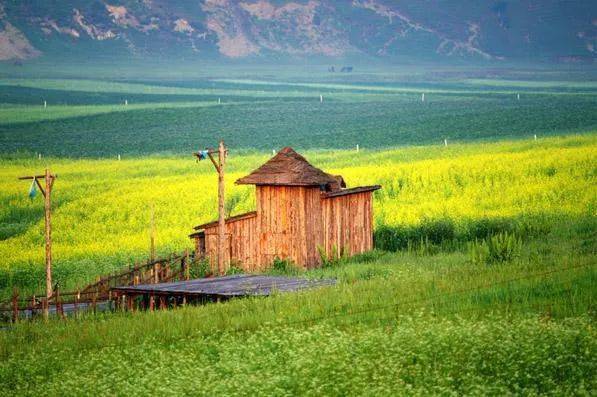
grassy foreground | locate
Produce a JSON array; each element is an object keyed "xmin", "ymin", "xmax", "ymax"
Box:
[{"xmin": 0, "ymin": 248, "xmax": 594, "ymax": 395}]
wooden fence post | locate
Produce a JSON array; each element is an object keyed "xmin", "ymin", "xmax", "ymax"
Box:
[
  {"xmin": 184, "ymin": 250, "xmax": 190, "ymax": 281},
  {"xmin": 55, "ymin": 284, "xmax": 64, "ymax": 319},
  {"xmin": 150, "ymin": 205, "xmax": 156, "ymax": 262},
  {"xmin": 127, "ymin": 294, "xmax": 134, "ymax": 312},
  {"xmin": 154, "ymin": 263, "xmax": 160, "ymax": 283},
  {"xmin": 31, "ymin": 294, "xmax": 36, "ymax": 318},
  {"xmin": 12, "ymin": 288, "xmax": 18, "ymax": 323},
  {"xmin": 74, "ymin": 290, "xmax": 79, "ymax": 317},
  {"xmin": 92, "ymin": 292, "xmax": 97, "ymax": 313},
  {"xmin": 42, "ymin": 297, "xmax": 48, "ymax": 322}
]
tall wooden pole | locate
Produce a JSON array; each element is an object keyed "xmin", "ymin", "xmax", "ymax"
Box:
[
  {"xmin": 217, "ymin": 140, "xmax": 226, "ymax": 275},
  {"xmin": 44, "ymin": 168, "xmax": 53, "ymax": 312},
  {"xmin": 150, "ymin": 203, "xmax": 156, "ymax": 261},
  {"xmin": 19, "ymin": 169, "xmax": 56, "ymax": 320},
  {"xmin": 194, "ymin": 142, "xmax": 227, "ymax": 276}
]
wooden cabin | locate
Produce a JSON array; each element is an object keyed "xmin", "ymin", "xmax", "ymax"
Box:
[{"xmin": 190, "ymin": 147, "xmax": 380, "ymax": 271}]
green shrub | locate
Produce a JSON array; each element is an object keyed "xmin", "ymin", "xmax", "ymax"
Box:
[
  {"xmin": 344, "ymin": 249, "xmax": 387, "ymax": 264},
  {"xmin": 189, "ymin": 258, "xmax": 211, "ymax": 279},
  {"xmin": 225, "ymin": 261, "xmax": 244, "ymax": 276},
  {"xmin": 374, "ymin": 219, "xmax": 455, "ymax": 252},
  {"xmin": 407, "ymin": 236, "xmax": 441, "ymax": 256},
  {"xmin": 373, "ymin": 225, "xmax": 406, "ymax": 251},
  {"xmin": 463, "ymin": 217, "xmax": 515, "ymax": 240},
  {"xmin": 469, "ymin": 232, "xmax": 523, "ymax": 265},
  {"xmin": 419, "ymin": 217, "xmax": 456, "ymax": 245},
  {"xmin": 375, "ymin": 216, "xmax": 549, "ymax": 254},
  {"xmin": 317, "ymin": 245, "xmax": 349, "ymax": 268},
  {"xmin": 271, "ymin": 257, "xmax": 299, "ymax": 275}
]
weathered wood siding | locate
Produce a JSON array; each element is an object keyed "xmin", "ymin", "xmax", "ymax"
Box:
[
  {"xmin": 198, "ymin": 187, "xmax": 375, "ymax": 271},
  {"xmin": 204, "ymin": 214, "xmax": 257, "ymax": 272},
  {"xmin": 194, "ymin": 234, "xmax": 206, "ymax": 258},
  {"xmin": 321, "ymin": 192, "xmax": 373, "ymax": 258},
  {"xmin": 256, "ymin": 185, "xmax": 323, "ymax": 268}
]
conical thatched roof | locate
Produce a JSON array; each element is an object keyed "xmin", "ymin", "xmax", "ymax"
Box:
[{"xmin": 236, "ymin": 147, "xmax": 346, "ymax": 188}]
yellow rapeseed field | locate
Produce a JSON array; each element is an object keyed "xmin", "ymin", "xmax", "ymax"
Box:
[{"xmin": 0, "ymin": 134, "xmax": 594, "ymax": 292}]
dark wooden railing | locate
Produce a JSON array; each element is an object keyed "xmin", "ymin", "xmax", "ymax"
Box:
[{"xmin": 0, "ymin": 251, "xmax": 196, "ymax": 322}]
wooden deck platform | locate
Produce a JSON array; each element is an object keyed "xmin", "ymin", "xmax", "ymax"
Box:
[{"xmin": 111, "ymin": 274, "xmax": 335, "ymax": 299}]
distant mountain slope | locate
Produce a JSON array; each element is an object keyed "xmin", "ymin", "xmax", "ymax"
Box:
[{"xmin": 0, "ymin": 0, "xmax": 595, "ymax": 63}]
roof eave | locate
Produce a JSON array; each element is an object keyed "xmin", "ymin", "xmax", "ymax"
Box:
[
  {"xmin": 321, "ymin": 185, "xmax": 381, "ymax": 198},
  {"xmin": 189, "ymin": 231, "xmax": 204, "ymax": 238},
  {"xmin": 193, "ymin": 211, "xmax": 257, "ymax": 231},
  {"xmin": 235, "ymin": 180, "xmax": 327, "ymax": 187}
]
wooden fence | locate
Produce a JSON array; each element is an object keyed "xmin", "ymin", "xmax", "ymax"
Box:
[{"xmin": 0, "ymin": 251, "xmax": 196, "ymax": 322}]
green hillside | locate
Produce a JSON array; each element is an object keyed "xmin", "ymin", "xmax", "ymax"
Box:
[{"xmin": 1, "ymin": 77, "xmax": 596, "ymax": 156}]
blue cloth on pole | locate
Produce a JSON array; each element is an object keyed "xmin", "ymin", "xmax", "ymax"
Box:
[
  {"xmin": 198, "ymin": 150, "xmax": 209, "ymax": 160},
  {"xmin": 28, "ymin": 179, "xmax": 37, "ymax": 199}
]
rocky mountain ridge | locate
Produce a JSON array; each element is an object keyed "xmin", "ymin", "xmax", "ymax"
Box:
[{"xmin": 0, "ymin": 0, "xmax": 595, "ymax": 63}]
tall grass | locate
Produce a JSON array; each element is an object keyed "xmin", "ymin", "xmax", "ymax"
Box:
[
  {"xmin": 1, "ymin": 317, "xmax": 594, "ymax": 395},
  {"xmin": 0, "ymin": 242, "xmax": 594, "ymax": 395}
]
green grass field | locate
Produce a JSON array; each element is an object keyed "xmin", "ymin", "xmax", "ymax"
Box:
[
  {"xmin": 0, "ymin": 258, "xmax": 594, "ymax": 394},
  {"xmin": 0, "ymin": 73, "xmax": 595, "ymax": 394},
  {"xmin": 1, "ymin": 77, "xmax": 595, "ymax": 156}
]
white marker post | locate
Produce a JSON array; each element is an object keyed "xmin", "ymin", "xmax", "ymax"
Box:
[
  {"xmin": 272, "ymin": 149, "xmax": 276, "ymax": 156},
  {"xmin": 125, "ymin": 99, "xmax": 128, "ymax": 106},
  {"xmin": 43, "ymin": 100, "xmax": 47, "ymax": 109},
  {"xmin": 118, "ymin": 154, "xmax": 121, "ymax": 161},
  {"xmin": 320, "ymin": 95, "xmax": 323, "ymax": 103},
  {"xmin": 218, "ymin": 98, "xmax": 221, "ymax": 104},
  {"xmin": 517, "ymin": 93, "xmax": 520, "ymax": 101},
  {"xmin": 444, "ymin": 139, "xmax": 448, "ymax": 147},
  {"xmin": 422, "ymin": 93, "xmax": 425, "ymax": 102},
  {"xmin": 356, "ymin": 144, "xmax": 359, "ymax": 153},
  {"xmin": 534, "ymin": 134, "xmax": 537, "ymax": 141},
  {"xmin": 38, "ymin": 153, "xmax": 42, "ymax": 160}
]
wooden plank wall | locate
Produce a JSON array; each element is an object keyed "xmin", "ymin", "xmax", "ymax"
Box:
[
  {"xmin": 204, "ymin": 214, "xmax": 257, "ymax": 272},
  {"xmin": 200, "ymin": 187, "xmax": 374, "ymax": 271},
  {"xmin": 256, "ymin": 185, "xmax": 323, "ymax": 269},
  {"xmin": 194, "ymin": 235, "xmax": 206, "ymax": 258},
  {"xmin": 321, "ymin": 192, "xmax": 373, "ymax": 259}
]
